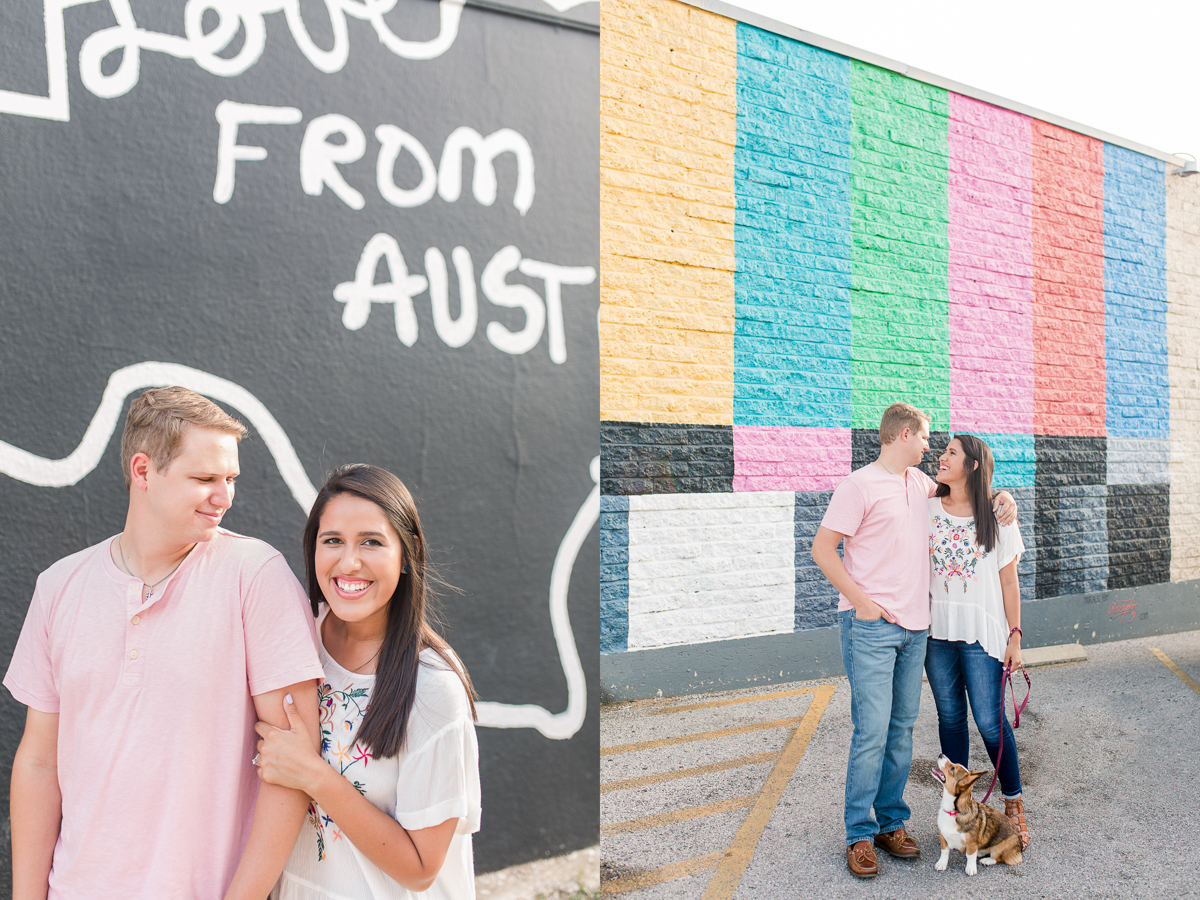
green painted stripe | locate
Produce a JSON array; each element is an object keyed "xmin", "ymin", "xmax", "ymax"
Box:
[{"xmin": 849, "ymin": 62, "xmax": 950, "ymax": 430}]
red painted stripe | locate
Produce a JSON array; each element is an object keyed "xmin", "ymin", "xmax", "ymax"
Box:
[{"xmin": 1031, "ymin": 122, "xmax": 1106, "ymax": 436}]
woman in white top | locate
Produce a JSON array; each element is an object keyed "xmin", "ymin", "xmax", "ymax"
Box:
[
  {"xmin": 926, "ymin": 434, "xmax": 1029, "ymax": 850},
  {"xmin": 254, "ymin": 464, "xmax": 481, "ymax": 899}
]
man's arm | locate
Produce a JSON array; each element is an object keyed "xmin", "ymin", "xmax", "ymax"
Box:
[
  {"xmin": 811, "ymin": 526, "xmax": 895, "ymax": 623},
  {"xmin": 221, "ymin": 680, "xmax": 319, "ymax": 900},
  {"xmin": 12, "ymin": 707, "xmax": 61, "ymax": 900}
]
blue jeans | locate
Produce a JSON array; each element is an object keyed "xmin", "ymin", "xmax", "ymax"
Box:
[
  {"xmin": 838, "ymin": 610, "xmax": 927, "ymax": 844},
  {"xmin": 925, "ymin": 638, "xmax": 1022, "ymax": 799}
]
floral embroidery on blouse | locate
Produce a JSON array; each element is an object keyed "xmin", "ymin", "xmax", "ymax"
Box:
[
  {"xmin": 930, "ymin": 514, "xmax": 988, "ymax": 593},
  {"xmin": 309, "ymin": 680, "xmax": 373, "ymax": 861}
]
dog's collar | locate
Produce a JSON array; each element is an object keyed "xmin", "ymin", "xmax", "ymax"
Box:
[{"xmin": 942, "ymin": 807, "xmax": 957, "ymax": 817}]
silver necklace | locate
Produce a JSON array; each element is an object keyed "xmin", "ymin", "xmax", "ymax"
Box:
[
  {"xmin": 117, "ymin": 535, "xmax": 187, "ymax": 601},
  {"xmin": 875, "ymin": 459, "xmax": 898, "ymax": 475}
]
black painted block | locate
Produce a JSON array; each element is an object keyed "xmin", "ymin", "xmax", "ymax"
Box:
[
  {"xmin": 851, "ymin": 428, "xmax": 948, "ymax": 478},
  {"xmin": 1034, "ymin": 484, "xmax": 1108, "ymax": 598},
  {"xmin": 1107, "ymin": 483, "xmax": 1171, "ymax": 590},
  {"xmin": 600, "ymin": 421, "xmax": 734, "ymax": 494},
  {"xmin": 1034, "ymin": 435, "xmax": 1107, "ymax": 487},
  {"xmin": 795, "ymin": 490, "xmax": 840, "ymax": 631}
]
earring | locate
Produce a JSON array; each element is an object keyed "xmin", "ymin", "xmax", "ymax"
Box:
[{"xmin": 402, "ymin": 564, "xmax": 409, "ymax": 574}]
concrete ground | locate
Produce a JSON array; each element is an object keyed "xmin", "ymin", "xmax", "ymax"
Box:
[
  {"xmin": 477, "ymin": 846, "xmax": 600, "ymax": 899},
  {"xmin": 600, "ymin": 630, "xmax": 1200, "ymax": 899}
]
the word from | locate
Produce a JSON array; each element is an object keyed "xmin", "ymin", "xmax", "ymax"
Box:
[
  {"xmin": 214, "ymin": 102, "xmax": 534, "ymax": 215},
  {"xmin": 335, "ymin": 236, "xmax": 595, "ymax": 363},
  {"xmin": 0, "ymin": 0, "xmax": 464, "ymax": 122}
]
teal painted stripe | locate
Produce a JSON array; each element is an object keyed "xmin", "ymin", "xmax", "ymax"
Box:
[{"xmin": 734, "ymin": 24, "xmax": 852, "ymax": 428}]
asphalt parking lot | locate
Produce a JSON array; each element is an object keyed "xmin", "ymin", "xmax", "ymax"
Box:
[{"xmin": 600, "ymin": 629, "xmax": 1200, "ymax": 899}]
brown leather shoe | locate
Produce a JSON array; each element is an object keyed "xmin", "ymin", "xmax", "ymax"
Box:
[
  {"xmin": 873, "ymin": 828, "xmax": 920, "ymax": 859},
  {"xmin": 847, "ymin": 840, "xmax": 878, "ymax": 878}
]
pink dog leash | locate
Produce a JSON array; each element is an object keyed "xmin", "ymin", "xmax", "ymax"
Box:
[{"xmin": 978, "ymin": 663, "xmax": 1031, "ymax": 805}]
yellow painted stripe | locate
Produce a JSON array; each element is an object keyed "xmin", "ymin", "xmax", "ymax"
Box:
[
  {"xmin": 602, "ymin": 794, "xmax": 757, "ymax": 834},
  {"xmin": 602, "ymin": 716, "xmax": 804, "ymax": 756},
  {"xmin": 700, "ymin": 684, "xmax": 837, "ymax": 900},
  {"xmin": 1150, "ymin": 648, "xmax": 1200, "ymax": 697},
  {"xmin": 645, "ymin": 687, "xmax": 819, "ymax": 716},
  {"xmin": 601, "ymin": 751, "xmax": 779, "ymax": 794},
  {"xmin": 600, "ymin": 850, "xmax": 725, "ymax": 897}
]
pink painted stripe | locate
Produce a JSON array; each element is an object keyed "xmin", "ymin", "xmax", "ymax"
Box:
[
  {"xmin": 733, "ymin": 426, "xmax": 851, "ymax": 492},
  {"xmin": 948, "ymin": 94, "xmax": 1034, "ymax": 434}
]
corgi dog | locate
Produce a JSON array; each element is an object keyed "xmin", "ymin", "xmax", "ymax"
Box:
[{"xmin": 931, "ymin": 753, "xmax": 1023, "ymax": 875}]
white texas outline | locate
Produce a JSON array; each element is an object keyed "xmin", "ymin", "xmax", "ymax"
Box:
[{"xmin": 0, "ymin": 361, "xmax": 593, "ymax": 740}]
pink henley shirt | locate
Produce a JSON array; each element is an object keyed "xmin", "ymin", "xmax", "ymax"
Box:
[
  {"xmin": 4, "ymin": 529, "xmax": 324, "ymax": 899},
  {"xmin": 820, "ymin": 463, "xmax": 937, "ymax": 631}
]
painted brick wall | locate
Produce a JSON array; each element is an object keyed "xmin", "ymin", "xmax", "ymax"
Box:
[
  {"xmin": 626, "ymin": 492, "xmax": 795, "ymax": 649},
  {"xmin": 850, "ymin": 63, "xmax": 950, "ymax": 431},
  {"xmin": 599, "ymin": 0, "xmax": 1199, "ymax": 657},
  {"xmin": 1031, "ymin": 122, "xmax": 1106, "ymax": 436},
  {"xmin": 733, "ymin": 28, "xmax": 851, "ymax": 430},
  {"xmin": 948, "ymin": 95, "xmax": 1033, "ymax": 435},
  {"xmin": 1167, "ymin": 175, "xmax": 1200, "ymax": 580},
  {"xmin": 600, "ymin": 0, "xmax": 737, "ymax": 425},
  {"xmin": 601, "ymin": 421, "xmax": 734, "ymax": 494}
]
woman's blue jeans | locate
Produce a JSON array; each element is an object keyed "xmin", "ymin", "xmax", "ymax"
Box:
[
  {"xmin": 838, "ymin": 611, "xmax": 927, "ymax": 844},
  {"xmin": 925, "ymin": 637, "xmax": 1022, "ymax": 799}
]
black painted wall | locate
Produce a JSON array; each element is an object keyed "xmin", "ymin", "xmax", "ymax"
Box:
[{"xmin": 0, "ymin": 0, "xmax": 598, "ymax": 884}]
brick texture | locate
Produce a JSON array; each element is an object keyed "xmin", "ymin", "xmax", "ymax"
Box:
[
  {"xmin": 1167, "ymin": 174, "xmax": 1200, "ymax": 581},
  {"xmin": 850, "ymin": 63, "xmax": 950, "ymax": 430},
  {"xmin": 1104, "ymin": 144, "xmax": 1168, "ymax": 438},
  {"xmin": 733, "ymin": 26, "xmax": 852, "ymax": 428},
  {"xmin": 1032, "ymin": 122, "xmax": 1106, "ymax": 436},
  {"xmin": 794, "ymin": 490, "xmax": 840, "ymax": 630},
  {"xmin": 1107, "ymin": 483, "xmax": 1170, "ymax": 590},
  {"xmin": 600, "ymin": 0, "xmax": 737, "ymax": 424},
  {"xmin": 626, "ymin": 492, "xmax": 795, "ymax": 649},
  {"xmin": 601, "ymin": 421, "xmax": 734, "ymax": 494},
  {"xmin": 948, "ymin": 95, "xmax": 1034, "ymax": 434},
  {"xmin": 599, "ymin": 8, "xmax": 1190, "ymax": 656},
  {"xmin": 1034, "ymin": 435, "xmax": 1107, "ymax": 597},
  {"xmin": 733, "ymin": 425, "xmax": 850, "ymax": 492},
  {"xmin": 600, "ymin": 495, "xmax": 629, "ymax": 653}
]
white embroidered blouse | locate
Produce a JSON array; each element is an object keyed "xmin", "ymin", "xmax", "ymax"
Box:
[{"xmin": 927, "ymin": 497, "xmax": 1025, "ymax": 662}]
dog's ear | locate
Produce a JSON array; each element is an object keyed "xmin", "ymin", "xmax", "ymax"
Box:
[{"xmin": 958, "ymin": 771, "xmax": 985, "ymax": 791}]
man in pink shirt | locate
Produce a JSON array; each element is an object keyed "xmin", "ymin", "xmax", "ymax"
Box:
[
  {"xmin": 812, "ymin": 403, "xmax": 1014, "ymax": 879},
  {"xmin": 6, "ymin": 387, "xmax": 324, "ymax": 899}
]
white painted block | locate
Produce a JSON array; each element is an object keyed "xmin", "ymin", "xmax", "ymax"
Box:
[{"xmin": 626, "ymin": 491, "xmax": 795, "ymax": 650}]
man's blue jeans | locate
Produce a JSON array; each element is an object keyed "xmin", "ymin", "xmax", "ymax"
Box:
[
  {"xmin": 925, "ymin": 637, "xmax": 1022, "ymax": 799},
  {"xmin": 838, "ymin": 610, "xmax": 927, "ymax": 845}
]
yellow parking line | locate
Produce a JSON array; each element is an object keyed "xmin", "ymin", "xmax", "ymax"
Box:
[
  {"xmin": 1150, "ymin": 648, "xmax": 1200, "ymax": 697},
  {"xmin": 601, "ymin": 751, "xmax": 780, "ymax": 794},
  {"xmin": 645, "ymin": 687, "xmax": 819, "ymax": 716},
  {"xmin": 700, "ymin": 684, "xmax": 836, "ymax": 900},
  {"xmin": 601, "ymin": 717, "xmax": 804, "ymax": 756},
  {"xmin": 600, "ymin": 850, "xmax": 725, "ymax": 897},
  {"xmin": 602, "ymin": 794, "xmax": 757, "ymax": 834}
]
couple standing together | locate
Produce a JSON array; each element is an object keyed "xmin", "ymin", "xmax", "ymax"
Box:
[
  {"xmin": 811, "ymin": 402, "xmax": 1031, "ymax": 879},
  {"xmin": 6, "ymin": 387, "xmax": 481, "ymax": 899}
]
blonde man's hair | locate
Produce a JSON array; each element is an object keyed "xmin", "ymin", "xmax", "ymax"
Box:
[
  {"xmin": 879, "ymin": 402, "xmax": 931, "ymax": 446},
  {"xmin": 120, "ymin": 387, "xmax": 247, "ymax": 490}
]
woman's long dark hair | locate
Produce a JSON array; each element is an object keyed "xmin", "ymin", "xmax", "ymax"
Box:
[
  {"xmin": 934, "ymin": 433, "xmax": 998, "ymax": 553},
  {"xmin": 302, "ymin": 464, "xmax": 477, "ymax": 757}
]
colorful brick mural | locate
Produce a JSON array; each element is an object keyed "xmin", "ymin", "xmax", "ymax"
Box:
[{"xmin": 600, "ymin": 0, "xmax": 1200, "ymax": 657}]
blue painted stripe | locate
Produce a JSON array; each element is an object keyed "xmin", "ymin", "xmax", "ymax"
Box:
[
  {"xmin": 600, "ymin": 494, "xmax": 629, "ymax": 654},
  {"xmin": 1104, "ymin": 144, "xmax": 1167, "ymax": 438},
  {"xmin": 734, "ymin": 25, "xmax": 852, "ymax": 428}
]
